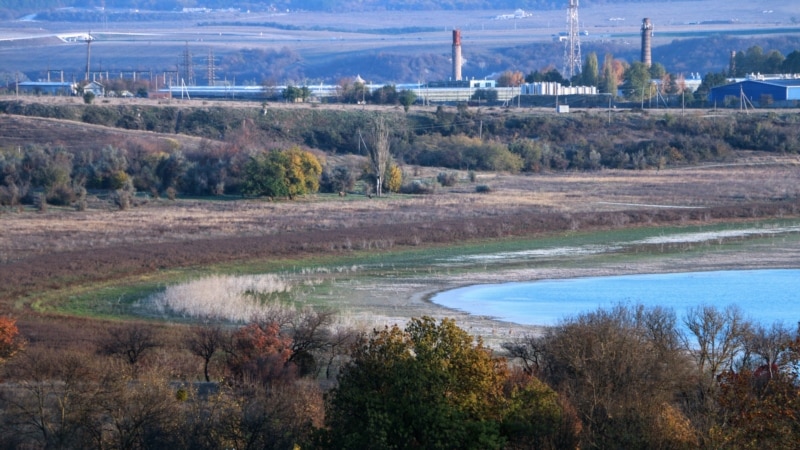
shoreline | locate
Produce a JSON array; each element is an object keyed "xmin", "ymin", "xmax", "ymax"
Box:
[{"xmin": 383, "ymin": 237, "xmax": 800, "ymax": 347}]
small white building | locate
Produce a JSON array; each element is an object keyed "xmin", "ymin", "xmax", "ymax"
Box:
[{"xmin": 83, "ymin": 81, "xmax": 105, "ymax": 97}]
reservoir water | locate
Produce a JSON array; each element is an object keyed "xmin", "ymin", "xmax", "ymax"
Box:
[{"xmin": 431, "ymin": 269, "xmax": 800, "ymax": 327}]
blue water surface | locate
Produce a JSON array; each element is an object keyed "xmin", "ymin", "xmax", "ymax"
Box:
[{"xmin": 431, "ymin": 269, "xmax": 800, "ymax": 327}]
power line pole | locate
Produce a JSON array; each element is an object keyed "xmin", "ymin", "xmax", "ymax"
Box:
[
  {"xmin": 180, "ymin": 42, "xmax": 194, "ymax": 86},
  {"xmin": 207, "ymin": 49, "xmax": 216, "ymax": 86}
]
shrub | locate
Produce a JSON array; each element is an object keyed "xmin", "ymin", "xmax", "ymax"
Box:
[
  {"xmin": 436, "ymin": 171, "xmax": 459, "ymax": 187},
  {"xmin": 400, "ymin": 180, "xmax": 436, "ymax": 195},
  {"xmin": 46, "ymin": 184, "xmax": 76, "ymax": 206},
  {"xmin": 320, "ymin": 165, "xmax": 356, "ymax": 193}
]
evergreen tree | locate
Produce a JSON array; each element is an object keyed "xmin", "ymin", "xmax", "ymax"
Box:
[{"xmin": 580, "ymin": 52, "xmax": 599, "ymax": 87}]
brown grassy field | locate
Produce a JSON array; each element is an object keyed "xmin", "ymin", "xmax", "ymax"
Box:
[
  {"xmin": 2, "ymin": 150, "xmax": 798, "ymax": 299},
  {"xmin": 1, "ymin": 101, "xmax": 800, "ymax": 354}
]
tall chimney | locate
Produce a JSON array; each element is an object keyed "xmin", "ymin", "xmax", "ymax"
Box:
[
  {"xmin": 452, "ymin": 29, "xmax": 462, "ymax": 81},
  {"xmin": 641, "ymin": 18, "xmax": 653, "ymax": 68}
]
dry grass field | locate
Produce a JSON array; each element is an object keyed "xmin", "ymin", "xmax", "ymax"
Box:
[
  {"xmin": 1, "ymin": 152, "xmax": 798, "ymax": 351},
  {"xmin": 2, "ymin": 151, "xmax": 799, "ymax": 298},
  {"xmin": 1, "ymin": 96, "xmax": 800, "ymax": 354}
]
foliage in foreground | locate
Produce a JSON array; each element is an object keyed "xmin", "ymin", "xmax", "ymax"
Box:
[
  {"xmin": 321, "ymin": 317, "xmax": 578, "ymax": 449},
  {"xmin": 1, "ymin": 305, "xmax": 800, "ymax": 449}
]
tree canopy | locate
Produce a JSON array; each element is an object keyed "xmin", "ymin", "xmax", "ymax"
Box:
[
  {"xmin": 243, "ymin": 147, "xmax": 322, "ymax": 199},
  {"xmin": 322, "ymin": 316, "xmax": 573, "ymax": 449}
]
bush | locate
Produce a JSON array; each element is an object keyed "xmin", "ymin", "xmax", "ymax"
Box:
[
  {"xmin": 320, "ymin": 165, "xmax": 356, "ymax": 194},
  {"xmin": 46, "ymin": 184, "xmax": 77, "ymax": 206},
  {"xmin": 436, "ymin": 171, "xmax": 459, "ymax": 187},
  {"xmin": 400, "ymin": 180, "xmax": 436, "ymax": 195}
]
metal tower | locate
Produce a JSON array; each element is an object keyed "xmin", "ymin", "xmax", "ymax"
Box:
[
  {"xmin": 206, "ymin": 49, "xmax": 216, "ymax": 86},
  {"xmin": 562, "ymin": 0, "xmax": 581, "ymax": 80},
  {"xmin": 180, "ymin": 42, "xmax": 194, "ymax": 86}
]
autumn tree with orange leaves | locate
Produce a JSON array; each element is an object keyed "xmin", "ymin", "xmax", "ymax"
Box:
[
  {"xmin": 0, "ymin": 316, "xmax": 23, "ymax": 363},
  {"xmin": 225, "ymin": 321, "xmax": 295, "ymax": 383}
]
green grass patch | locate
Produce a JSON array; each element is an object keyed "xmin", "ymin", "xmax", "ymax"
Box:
[{"xmin": 37, "ymin": 218, "xmax": 800, "ymax": 319}]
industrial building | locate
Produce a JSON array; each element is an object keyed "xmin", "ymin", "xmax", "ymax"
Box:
[
  {"xmin": 159, "ymin": 80, "xmax": 517, "ymax": 104},
  {"xmin": 521, "ymin": 82, "xmax": 596, "ymax": 96},
  {"xmin": 16, "ymin": 81, "xmax": 77, "ymax": 96},
  {"xmin": 708, "ymin": 77, "xmax": 800, "ymax": 106}
]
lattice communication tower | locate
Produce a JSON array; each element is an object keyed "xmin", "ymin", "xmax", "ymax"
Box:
[{"xmin": 562, "ymin": 0, "xmax": 582, "ymax": 80}]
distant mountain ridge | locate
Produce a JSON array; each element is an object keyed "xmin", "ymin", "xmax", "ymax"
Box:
[{"xmin": 0, "ymin": 0, "xmax": 703, "ymax": 15}]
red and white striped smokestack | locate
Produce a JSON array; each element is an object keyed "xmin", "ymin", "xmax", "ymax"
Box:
[{"xmin": 452, "ymin": 29, "xmax": 462, "ymax": 81}]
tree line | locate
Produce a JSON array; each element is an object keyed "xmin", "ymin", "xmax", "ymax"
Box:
[
  {"xmin": 1, "ymin": 301, "xmax": 798, "ymax": 449},
  {"xmin": 3, "ymin": 103, "xmax": 800, "ymax": 207}
]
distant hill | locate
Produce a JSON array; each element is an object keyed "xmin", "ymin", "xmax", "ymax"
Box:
[{"xmin": 1, "ymin": 0, "xmax": 705, "ymax": 16}]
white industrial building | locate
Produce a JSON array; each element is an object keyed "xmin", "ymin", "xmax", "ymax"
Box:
[{"xmin": 521, "ymin": 82, "xmax": 597, "ymax": 96}]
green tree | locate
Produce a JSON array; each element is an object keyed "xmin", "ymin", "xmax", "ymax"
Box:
[
  {"xmin": 625, "ymin": 61, "xmax": 652, "ymax": 102},
  {"xmin": 600, "ymin": 53, "xmax": 619, "ymax": 96},
  {"xmin": 283, "ymin": 85, "xmax": 306, "ymax": 102},
  {"xmin": 243, "ymin": 148, "xmax": 322, "ymax": 199},
  {"xmin": 398, "ymin": 89, "xmax": 417, "ymax": 112},
  {"xmin": 471, "ymin": 88, "xmax": 498, "ymax": 103},
  {"xmin": 763, "ymin": 50, "xmax": 785, "ymax": 74},
  {"xmin": 695, "ymin": 72, "xmax": 729, "ymax": 104},
  {"xmin": 782, "ymin": 50, "xmax": 800, "ymax": 74},
  {"xmin": 370, "ymin": 85, "xmax": 398, "ymax": 104},
  {"xmin": 243, "ymin": 151, "xmax": 290, "ymax": 198},
  {"xmin": 322, "ymin": 317, "xmax": 508, "ymax": 449},
  {"xmin": 580, "ymin": 52, "xmax": 599, "ymax": 87},
  {"xmin": 525, "ymin": 68, "xmax": 565, "ymax": 84}
]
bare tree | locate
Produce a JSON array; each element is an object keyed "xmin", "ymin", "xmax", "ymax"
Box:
[
  {"xmin": 359, "ymin": 115, "xmax": 390, "ymax": 197},
  {"xmin": 682, "ymin": 305, "xmax": 751, "ymax": 383},
  {"xmin": 0, "ymin": 348, "xmax": 99, "ymax": 448},
  {"xmin": 285, "ymin": 308, "xmax": 335, "ymax": 376},
  {"xmin": 741, "ymin": 322, "xmax": 795, "ymax": 377},
  {"xmin": 503, "ymin": 304, "xmax": 696, "ymax": 449},
  {"xmin": 99, "ymin": 324, "xmax": 160, "ymax": 377},
  {"xmin": 186, "ymin": 324, "xmax": 225, "ymax": 382}
]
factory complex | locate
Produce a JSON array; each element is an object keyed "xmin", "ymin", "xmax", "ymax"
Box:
[{"xmin": 9, "ymin": 7, "xmax": 800, "ymax": 108}]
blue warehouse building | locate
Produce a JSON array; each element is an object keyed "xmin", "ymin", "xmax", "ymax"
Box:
[{"xmin": 709, "ymin": 78, "xmax": 800, "ymax": 107}]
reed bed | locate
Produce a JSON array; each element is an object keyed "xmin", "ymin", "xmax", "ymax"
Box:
[{"xmin": 149, "ymin": 274, "xmax": 293, "ymax": 322}]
